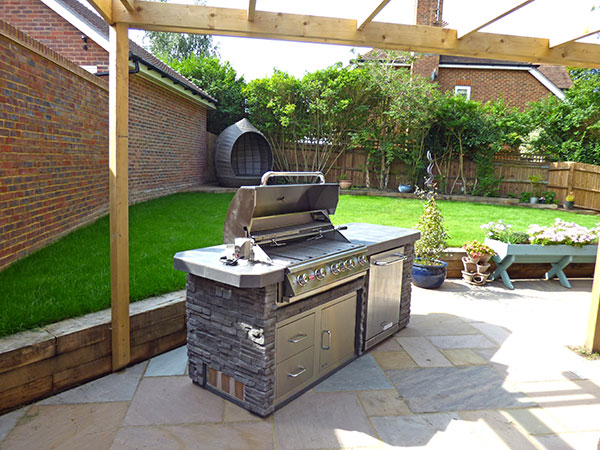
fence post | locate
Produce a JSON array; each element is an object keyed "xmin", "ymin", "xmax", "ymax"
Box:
[{"xmin": 566, "ymin": 163, "xmax": 575, "ymax": 196}]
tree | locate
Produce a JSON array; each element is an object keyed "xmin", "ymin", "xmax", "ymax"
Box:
[
  {"xmin": 525, "ymin": 71, "xmax": 600, "ymax": 164},
  {"xmin": 170, "ymin": 55, "xmax": 246, "ymax": 134}
]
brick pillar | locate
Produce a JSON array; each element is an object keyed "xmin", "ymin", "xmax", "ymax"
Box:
[{"xmin": 411, "ymin": 0, "xmax": 443, "ymax": 80}]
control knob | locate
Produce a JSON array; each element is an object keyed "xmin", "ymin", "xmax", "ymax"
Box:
[
  {"xmin": 315, "ymin": 267, "xmax": 327, "ymax": 280},
  {"xmin": 296, "ymin": 273, "xmax": 310, "ymax": 286},
  {"xmin": 358, "ymin": 255, "xmax": 368, "ymax": 266},
  {"xmin": 345, "ymin": 259, "xmax": 356, "ymax": 270}
]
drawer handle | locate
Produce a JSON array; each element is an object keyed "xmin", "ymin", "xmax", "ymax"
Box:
[
  {"xmin": 380, "ymin": 321, "xmax": 393, "ymax": 331},
  {"xmin": 373, "ymin": 254, "xmax": 407, "ymax": 266},
  {"xmin": 288, "ymin": 366, "xmax": 306, "ymax": 378},
  {"xmin": 321, "ymin": 329, "xmax": 331, "ymax": 350},
  {"xmin": 288, "ymin": 333, "xmax": 308, "ymax": 344}
]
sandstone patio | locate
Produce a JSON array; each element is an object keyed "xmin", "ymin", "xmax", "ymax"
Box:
[{"xmin": 1, "ymin": 279, "xmax": 599, "ymax": 449}]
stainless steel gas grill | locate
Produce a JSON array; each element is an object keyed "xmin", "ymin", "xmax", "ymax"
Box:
[
  {"xmin": 222, "ymin": 171, "xmax": 368, "ymax": 305},
  {"xmin": 174, "ymin": 171, "xmax": 420, "ymax": 416}
]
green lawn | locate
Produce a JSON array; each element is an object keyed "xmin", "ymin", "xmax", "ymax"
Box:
[{"xmin": 1, "ymin": 191, "xmax": 597, "ymax": 337}]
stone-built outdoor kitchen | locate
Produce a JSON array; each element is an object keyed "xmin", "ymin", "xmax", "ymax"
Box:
[{"xmin": 174, "ymin": 172, "xmax": 419, "ymax": 416}]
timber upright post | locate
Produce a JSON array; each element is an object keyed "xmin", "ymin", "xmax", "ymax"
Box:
[
  {"xmin": 586, "ymin": 247, "xmax": 600, "ymax": 353},
  {"xmin": 109, "ymin": 22, "xmax": 130, "ymax": 370}
]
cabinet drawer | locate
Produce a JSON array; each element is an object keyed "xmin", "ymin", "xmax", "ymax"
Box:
[
  {"xmin": 275, "ymin": 346, "xmax": 314, "ymax": 401},
  {"xmin": 276, "ymin": 313, "xmax": 315, "ymax": 362}
]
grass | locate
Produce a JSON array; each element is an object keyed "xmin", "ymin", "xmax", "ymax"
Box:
[
  {"xmin": 1, "ymin": 191, "xmax": 597, "ymax": 337},
  {"xmin": 568, "ymin": 345, "xmax": 600, "ymax": 360}
]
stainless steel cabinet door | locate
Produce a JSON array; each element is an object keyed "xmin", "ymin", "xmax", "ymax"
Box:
[
  {"xmin": 319, "ymin": 293, "xmax": 356, "ymax": 374},
  {"xmin": 365, "ymin": 249, "xmax": 405, "ymax": 341}
]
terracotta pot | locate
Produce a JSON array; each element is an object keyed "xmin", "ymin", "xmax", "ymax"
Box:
[
  {"xmin": 472, "ymin": 273, "xmax": 490, "ymax": 285},
  {"xmin": 479, "ymin": 254, "xmax": 492, "ymax": 264},
  {"xmin": 477, "ymin": 263, "xmax": 490, "ymax": 274},
  {"xmin": 339, "ymin": 180, "xmax": 352, "ymax": 189},
  {"xmin": 461, "ymin": 257, "xmax": 477, "ymax": 273},
  {"xmin": 462, "ymin": 270, "xmax": 475, "ymax": 283}
]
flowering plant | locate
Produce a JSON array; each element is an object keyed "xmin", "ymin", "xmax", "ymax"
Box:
[
  {"xmin": 480, "ymin": 220, "xmax": 530, "ymax": 244},
  {"xmin": 566, "ymin": 192, "xmax": 575, "ymax": 202},
  {"xmin": 463, "ymin": 240, "xmax": 496, "ymax": 259},
  {"xmin": 527, "ymin": 219, "xmax": 599, "ymax": 247}
]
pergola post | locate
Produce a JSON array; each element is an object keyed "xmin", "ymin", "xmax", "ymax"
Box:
[
  {"xmin": 586, "ymin": 249, "xmax": 600, "ymax": 353},
  {"xmin": 109, "ymin": 22, "xmax": 130, "ymax": 370}
]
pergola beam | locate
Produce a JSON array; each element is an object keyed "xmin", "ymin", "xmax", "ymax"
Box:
[
  {"xmin": 118, "ymin": 0, "xmax": 135, "ymax": 13},
  {"xmin": 112, "ymin": 2, "xmax": 600, "ymax": 68},
  {"xmin": 109, "ymin": 22, "xmax": 131, "ymax": 371},
  {"xmin": 357, "ymin": 0, "xmax": 391, "ymax": 31},
  {"xmin": 456, "ymin": 0, "xmax": 534, "ymax": 39},
  {"xmin": 86, "ymin": 0, "xmax": 112, "ymax": 23},
  {"xmin": 549, "ymin": 11, "xmax": 600, "ymax": 48},
  {"xmin": 247, "ymin": 0, "xmax": 256, "ymax": 21}
]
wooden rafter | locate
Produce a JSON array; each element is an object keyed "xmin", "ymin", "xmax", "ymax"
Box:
[
  {"xmin": 549, "ymin": 11, "xmax": 600, "ymax": 48},
  {"xmin": 86, "ymin": 0, "xmax": 112, "ymax": 23},
  {"xmin": 112, "ymin": 2, "xmax": 600, "ymax": 68},
  {"xmin": 357, "ymin": 0, "xmax": 391, "ymax": 31},
  {"xmin": 119, "ymin": 0, "xmax": 136, "ymax": 13},
  {"xmin": 248, "ymin": 0, "xmax": 256, "ymax": 21},
  {"xmin": 456, "ymin": 0, "xmax": 534, "ymax": 39}
]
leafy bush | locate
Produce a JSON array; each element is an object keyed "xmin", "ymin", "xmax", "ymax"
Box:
[
  {"xmin": 481, "ymin": 220, "xmax": 529, "ymax": 244},
  {"xmin": 414, "ymin": 195, "xmax": 450, "ymax": 264},
  {"xmin": 520, "ymin": 191, "xmax": 533, "ymax": 203}
]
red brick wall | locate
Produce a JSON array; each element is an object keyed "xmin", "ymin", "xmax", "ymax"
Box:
[
  {"xmin": 0, "ymin": 0, "xmax": 108, "ymax": 72},
  {"xmin": 129, "ymin": 76, "xmax": 207, "ymax": 203},
  {"xmin": 0, "ymin": 20, "xmax": 208, "ymax": 270},
  {"xmin": 437, "ymin": 67, "xmax": 552, "ymax": 109}
]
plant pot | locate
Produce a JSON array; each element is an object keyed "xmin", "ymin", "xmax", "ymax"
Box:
[
  {"xmin": 412, "ymin": 259, "xmax": 448, "ymax": 289},
  {"xmin": 461, "ymin": 270, "xmax": 475, "ymax": 283},
  {"xmin": 339, "ymin": 180, "xmax": 352, "ymax": 189},
  {"xmin": 530, "ymin": 197, "xmax": 539, "ymax": 204},
  {"xmin": 472, "ymin": 273, "xmax": 490, "ymax": 285},
  {"xmin": 478, "ymin": 254, "xmax": 492, "ymax": 264},
  {"xmin": 398, "ymin": 184, "xmax": 412, "ymax": 193},
  {"xmin": 461, "ymin": 256, "xmax": 477, "ymax": 273},
  {"xmin": 476, "ymin": 263, "xmax": 490, "ymax": 274},
  {"xmin": 564, "ymin": 200, "xmax": 574, "ymax": 210}
]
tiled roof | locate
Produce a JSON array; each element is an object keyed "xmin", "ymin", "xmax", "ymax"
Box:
[
  {"xmin": 537, "ymin": 65, "xmax": 573, "ymax": 89},
  {"xmin": 439, "ymin": 55, "xmax": 530, "ymax": 66},
  {"xmin": 55, "ymin": 0, "xmax": 217, "ymax": 104}
]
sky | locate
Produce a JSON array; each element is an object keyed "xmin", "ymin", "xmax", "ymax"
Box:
[{"xmin": 129, "ymin": 0, "xmax": 599, "ymax": 81}]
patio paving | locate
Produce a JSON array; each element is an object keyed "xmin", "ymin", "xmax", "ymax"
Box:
[{"xmin": 1, "ymin": 279, "xmax": 600, "ymax": 449}]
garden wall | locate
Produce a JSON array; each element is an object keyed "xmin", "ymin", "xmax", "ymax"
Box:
[
  {"xmin": 549, "ymin": 162, "xmax": 600, "ymax": 211},
  {"xmin": 0, "ymin": 20, "xmax": 208, "ymax": 270}
]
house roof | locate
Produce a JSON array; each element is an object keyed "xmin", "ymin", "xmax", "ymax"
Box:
[
  {"xmin": 51, "ymin": 0, "xmax": 217, "ymax": 105},
  {"xmin": 537, "ymin": 65, "xmax": 573, "ymax": 90}
]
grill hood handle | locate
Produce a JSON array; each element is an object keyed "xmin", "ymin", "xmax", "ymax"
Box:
[{"xmin": 260, "ymin": 171, "xmax": 325, "ymax": 186}]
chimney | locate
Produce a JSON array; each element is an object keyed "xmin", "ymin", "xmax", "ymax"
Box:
[{"xmin": 411, "ymin": 0, "xmax": 443, "ymax": 80}]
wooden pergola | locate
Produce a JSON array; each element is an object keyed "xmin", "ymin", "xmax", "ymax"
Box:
[{"xmin": 85, "ymin": 0, "xmax": 600, "ymax": 370}]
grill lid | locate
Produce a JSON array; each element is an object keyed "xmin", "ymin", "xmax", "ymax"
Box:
[{"xmin": 223, "ymin": 172, "xmax": 340, "ymax": 244}]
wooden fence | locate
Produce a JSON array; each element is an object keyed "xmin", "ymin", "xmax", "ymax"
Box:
[{"xmin": 549, "ymin": 162, "xmax": 600, "ymax": 211}]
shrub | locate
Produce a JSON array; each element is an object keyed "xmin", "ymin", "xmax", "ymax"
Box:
[{"xmin": 414, "ymin": 195, "xmax": 450, "ymax": 264}]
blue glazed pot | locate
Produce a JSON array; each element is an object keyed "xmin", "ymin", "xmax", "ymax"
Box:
[
  {"xmin": 412, "ymin": 259, "xmax": 448, "ymax": 289},
  {"xmin": 398, "ymin": 184, "xmax": 412, "ymax": 193}
]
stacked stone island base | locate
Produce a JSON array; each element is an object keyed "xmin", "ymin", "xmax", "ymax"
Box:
[{"xmin": 185, "ymin": 274, "xmax": 367, "ymax": 416}]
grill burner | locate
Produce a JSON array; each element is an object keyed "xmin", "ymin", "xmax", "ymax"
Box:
[{"xmin": 222, "ymin": 171, "xmax": 368, "ymax": 304}]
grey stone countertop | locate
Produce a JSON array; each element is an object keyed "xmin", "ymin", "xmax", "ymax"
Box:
[{"xmin": 173, "ymin": 223, "xmax": 420, "ymax": 288}]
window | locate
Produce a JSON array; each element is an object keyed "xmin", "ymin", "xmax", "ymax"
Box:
[{"xmin": 454, "ymin": 85, "xmax": 471, "ymax": 100}]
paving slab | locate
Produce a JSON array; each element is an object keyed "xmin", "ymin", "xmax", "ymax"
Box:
[
  {"xmin": 38, "ymin": 362, "xmax": 147, "ymax": 405},
  {"xmin": 145, "ymin": 346, "xmax": 188, "ymax": 377},
  {"xmin": 112, "ymin": 422, "xmax": 275, "ymax": 450},
  {"xmin": 123, "ymin": 376, "xmax": 224, "ymax": 426},
  {"xmin": 1, "ymin": 403, "xmax": 128, "ymax": 450},
  {"xmin": 395, "ymin": 336, "xmax": 453, "ymax": 367},
  {"xmin": 459, "ymin": 410, "xmax": 540, "ymax": 450},
  {"xmin": 395, "ymin": 313, "xmax": 479, "ymax": 337},
  {"xmin": 357, "ymin": 390, "xmax": 412, "ymax": 417},
  {"xmin": 0, "ymin": 408, "xmax": 27, "ymax": 442},
  {"xmin": 530, "ymin": 431, "xmax": 600, "ymax": 450},
  {"xmin": 441, "ymin": 349, "xmax": 487, "ymax": 366},
  {"xmin": 470, "ymin": 322, "xmax": 512, "ymax": 345},
  {"xmin": 313, "ymin": 354, "xmax": 392, "ymax": 392},
  {"xmin": 274, "ymin": 391, "xmax": 379, "ymax": 450},
  {"xmin": 387, "ymin": 366, "xmax": 536, "ymax": 413},
  {"xmin": 223, "ymin": 401, "xmax": 266, "ymax": 423},
  {"xmin": 371, "ymin": 350, "xmax": 418, "ymax": 370},
  {"xmin": 428, "ymin": 334, "xmax": 497, "ymax": 350}
]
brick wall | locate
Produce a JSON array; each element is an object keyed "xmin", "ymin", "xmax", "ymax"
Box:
[
  {"xmin": 0, "ymin": 19, "xmax": 208, "ymax": 270},
  {"xmin": 0, "ymin": 0, "xmax": 108, "ymax": 72},
  {"xmin": 437, "ymin": 67, "xmax": 552, "ymax": 109}
]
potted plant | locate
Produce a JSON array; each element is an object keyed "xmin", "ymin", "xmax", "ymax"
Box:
[
  {"xmin": 338, "ymin": 173, "xmax": 352, "ymax": 190},
  {"xmin": 412, "ymin": 194, "xmax": 450, "ymax": 289},
  {"xmin": 528, "ymin": 175, "xmax": 543, "ymax": 204},
  {"xmin": 564, "ymin": 192, "xmax": 575, "ymax": 210},
  {"xmin": 398, "ymin": 183, "xmax": 412, "ymax": 193}
]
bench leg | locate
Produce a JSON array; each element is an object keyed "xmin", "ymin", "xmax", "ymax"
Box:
[
  {"xmin": 491, "ymin": 255, "xmax": 516, "ymax": 290},
  {"xmin": 545, "ymin": 255, "xmax": 574, "ymax": 288}
]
